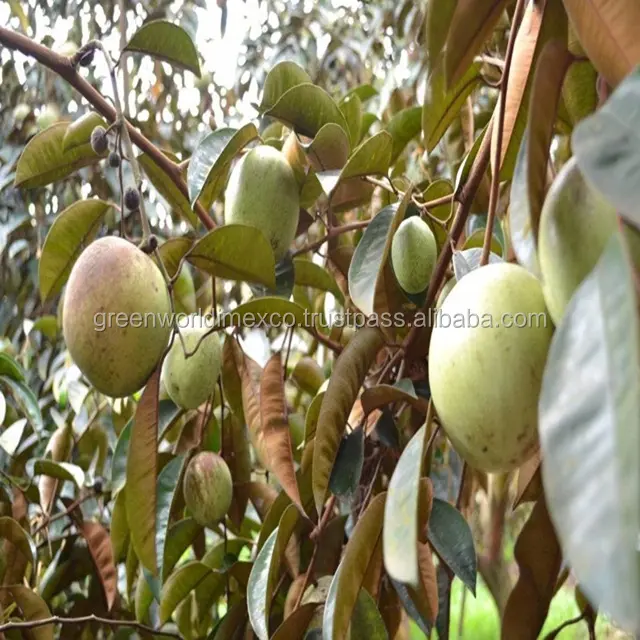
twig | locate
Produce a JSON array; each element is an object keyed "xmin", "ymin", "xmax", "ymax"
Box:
[
  {"xmin": 356, "ymin": 453, "xmax": 383, "ymax": 520},
  {"xmin": 0, "ymin": 614, "xmax": 182, "ymax": 638},
  {"xmin": 0, "ymin": 26, "xmax": 214, "ymax": 230},
  {"xmin": 292, "ymin": 219, "xmax": 371, "ymax": 257},
  {"xmin": 481, "ymin": 0, "xmax": 527, "ymax": 266},
  {"xmin": 32, "ymin": 490, "xmax": 96, "ymax": 536}
]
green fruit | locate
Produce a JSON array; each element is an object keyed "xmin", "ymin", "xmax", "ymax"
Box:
[
  {"xmin": 36, "ymin": 104, "xmax": 60, "ymax": 130},
  {"xmin": 225, "ymin": 145, "xmax": 300, "ymax": 261},
  {"xmin": 538, "ymin": 156, "xmax": 617, "ymax": 325},
  {"xmin": 63, "ymin": 236, "xmax": 171, "ymax": 397},
  {"xmin": 391, "ymin": 216, "xmax": 437, "ymax": 294},
  {"xmin": 429, "ymin": 263, "xmax": 553, "ymax": 472},
  {"xmin": 435, "ymin": 278, "xmax": 456, "ymax": 309},
  {"xmin": 161, "ymin": 316, "xmax": 222, "ymax": 409},
  {"xmin": 172, "ymin": 263, "xmax": 197, "ymax": 315},
  {"xmin": 183, "ymin": 451, "xmax": 232, "ymax": 527}
]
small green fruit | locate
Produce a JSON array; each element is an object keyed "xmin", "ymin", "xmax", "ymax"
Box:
[
  {"xmin": 391, "ymin": 216, "xmax": 437, "ymax": 294},
  {"xmin": 161, "ymin": 316, "xmax": 222, "ymax": 409},
  {"xmin": 63, "ymin": 236, "xmax": 171, "ymax": 397},
  {"xmin": 429, "ymin": 263, "xmax": 553, "ymax": 472},
  {"xmin": 183, "ymin": 451, "xmax": 232, "ymax": 527},
  {"xmin": 225, "ymin": 145, "xmax": 300, "ymax": 261},
  {"xmin": 538, "ymin": 156, "xmax": 617, "ymax": 325}
]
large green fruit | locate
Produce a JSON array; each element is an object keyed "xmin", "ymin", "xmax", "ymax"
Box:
[
  {"xmin": 161, "ymin": 316, "xmax": 222, "ymax": 409},
  {"xmin": 183, "ymin": 451, "xmax": 232, "ymax": 528},
  {"xmin": 391, "ymin": 216, "xmax": 437, "ymax": 294},
  {"xmin": 538, "ymin": 156, "xmax": 618, "ymax": 326},
  {"xmin": 428, "ymin": 263, "xmax": 553, "ymax": 472},
  {"xmin": 224, "ymin": 145, "xmax": 300, "ymax": 261},
  {"xmin": 63, "ymin": 236, "xmax": 171, "ymax": 397}
]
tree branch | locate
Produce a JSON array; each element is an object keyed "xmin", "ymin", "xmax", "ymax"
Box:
[{"xmin": 0, "ymin": 26, "xmax": 215, "ymax": 231}]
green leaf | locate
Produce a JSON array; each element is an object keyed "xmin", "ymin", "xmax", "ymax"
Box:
[
  {"xmin": 383, "ymin": 425, "xmax": 429, "ymax": 587},
  {"xmin": 126, "ymin": 368, "xmax": 160, "ymax": 575},
  {"xmin": 386, "ymin": 107, "xmax": 422, "ymax": 164},
  {"xmin": 260, "ymin": 61, "xmax": 312, "ymax": 112},
  {"xmin": 124, "ymin": 20, "xmax": 201, "ymax": 77},
  {"xmin": 272, "ymin": 603, "xmax": 318, "ymax": 639},
  {"xmin": 187, "ymin": 124, "xmax": 259, "ymax": 206},
  {"xmin": 538, "ymin": 232, "xmax": 640, "ymax": 630},
  {"xmin": 313, "ymin": 327, "xmax": 385, "ymax": 514},
  {"xmin": 156, "ymin": 456, "xmax": 184, "ymax": 584},
  {"xmin": 162, "ymin": 517, "xmax": 201, "ymax": 580},
  {"xmin": 247, "ymin": 504, "xmax": 300, "ymax": 639},
  {"xmin": 293, "ymin": 258, "xmax": 344, "ymax": 304},
  {"xmin": 38, "ymin": 199, "xmax": 111, "ymax": 301},
  {"xmin": 215, "ymin": 297, "xmax": 310, "ymax": 330},
  {"xmin": 263, "ymin": 84, "xmax": 349, "ymax": 140},
  {"xmin": 344, "ymin": 84, "xmax": 378, "ymax": 104},
  {"xmin": 423, "ymin": 64, "xmax": 481, "ymax": 153},
  {"xmin": 340, "ymin": 93, "xmax": 362, "ymax": 148},
  {"xmin": 323, "ymin": 492, "xmax": 387, "ymax": 639},
  {"xmin": 159, "ymin": 560, "xmax": 212, "ymax": 624},
  {"xmin": 316, "ymin": 131, "xmax": 393, "ymax": 195},
  {"xmin": 111, "ymin": 419, "xmax": 132, "ymax": 494},
  {"xmin": 0, "ymin": 352, "xmax": 26, "ymax": 382},
  {"xmin": 138, "ymin": 152, "xmax": 198, "ymax": 228},
  {"xmin": 30, "ymin": 316, "xmax": 58, "ymax": 341},
  {"xmin": 0, "ymin": 376, "xmax": 43, "ymax": 432},
  {"xmin": 328, "ymin": 425, "xmax": 364, "ymax": 498},
  {"xmin": 424, "ymin": 0, "xmax": 457, "ymax": 71},
  {"xmin": 361, "ymin": 380, "xmax": 428, "ymax": 416},
  {"xmin": 303, "ymin": 123, "xmax": 350, "ymax": 171},
  {"xmin": 0, "ymin": 586, "xmax": 53, "ymax": 640},
  {"xmin": 158, "ymin": 237, "xmax": 192, "ymax": 279},
  {"xmin": 14, "ymin": 122, "xmax": 103, "ymax": 189},
  {"xmin": 428, "ymin": 498, "xmax": 477, "ymax": 595},
  {"xmin": 110, "ymin": 488, "xmax": 129, "ymax": 562},
  {"xmin": 33, "ymin": 459, "xmax": 85, "ymax": 487},
  {"xmin": 0, "ymin": 419, "xmax": 27, "ymax": 457},
  {"xmin": 62, "ymin": 112, "xmax": 108, "ymax": 151},
  {"xmin": 573, "ymin": 66, "xmax": 640, "ymax": 227},
  {"xmin": 187, "ymin": 224, "xmax": 276, "ymax": 287},
  {"xmin": 350, "ymin": 588, "xmax": 389, "ymax": 640},
  {"xmin": 211, "ymin": 596, "xmax": 248, "ymax": 639},
  {"xmin": 0, "ymin": 516, "xmax": 37, "ymax": 579}
]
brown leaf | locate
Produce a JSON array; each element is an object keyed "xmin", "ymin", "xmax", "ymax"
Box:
[
  {"xmin": 221, "ymin": 409, "xmax": 252, "ymax": 528},
  {"xmin": 313, "ymin": 515, "xmax": 347, "ymax": 578},
  {"xmin": 563, "ymin": 0, "xmax": 640, "ymax": 87},
  {"xmin": 378, "ymin": 579, "xmax": 404, "ymax": 638},
  {"xmin": 361, "ymin": 536, "xmax": 384, "ymax": 601},
  {"xmin": 514, "ymin": 451, "xmax": 543, "ymax": 508},
  {"xmin": 125, "ymin": 366, "xmax": 160, "ymax": 575},
  {"xmin": 416, "ymin": 542, "xmax": 439, "ymax": 623},
  {"xmin": 247, "ymin": 481, "xmax": 279, "ymax": 521},
  {"xmin": 222, "ymin": 335, "xmax": 245, "ymax": 422},
  {"xmin": 79, "ymin": 520, "xmax": 117, "ymax": 610},
  {"xmin": 445, "ymin": 0, "xmax": 511, "ymax": 87},
  {"xmin": 501, "ymin": 496, "xmax": 562, "ymax": 639},
  {"xmin": 260, "ymin": 353, "xmax": 301, "ymax": 507}
]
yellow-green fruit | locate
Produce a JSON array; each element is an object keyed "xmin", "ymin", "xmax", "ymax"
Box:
[
  {"xmin": 183, "ymin": 451, "xmax": 232, "ymax": 527},
  {"xmin": 172, "ymin": 263, "xmax": 197, "ymax": 315},
  {"xmin": 538, "ymin": 156, "xmax": 617, "ymax": 326},
  {"xmin": 391, "ymin": 217, "xmax": 437, "ymax": 294},
  {"xmin": 225, "ymin": 145, "xmax": 300, "ymax": 261},
  {"xmin": 63, "ymin": 236, "xmax": 171, "ymax": 397},
  {"xmin": 161, "ymin": 316, "xmax": 222, "ymax": 409},
  {"xmin": 428, "ymin": 263, "xmax": 553, "ymax": 472},
  {"xmin": 36, "ymin": 104, "xmax": 60, "ymax": 129},
  {"xmin": 435, "ymin": 278, "xmax": 456, "ymax": 309}
]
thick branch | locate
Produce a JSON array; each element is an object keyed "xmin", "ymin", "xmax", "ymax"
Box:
[{"xmin": 0, "ymin": 26, "xmax": 214, "ymax": 230}]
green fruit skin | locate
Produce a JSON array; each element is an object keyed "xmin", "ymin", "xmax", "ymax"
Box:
[
  {"xmin": 391, "ymin": 217, "xmax": 437, "ymax": 294},
  {"xmin": 428, "ymin": 263, "xmax": 553, "ymax": 472},
  {"xmin": 161, "ymin": 318, "xmax": 222, "ymax": 410},
  {"xmin": 538, "ymin": 156, "xmax": 618, "ymax": 326},
  {"xmin": 63, "ymin": 237, "xmax": 171, "ymax": 397},
  {"xmin": 183, "ymin": 451, "xmax": 232, "ymax": 528},
  {"xmin": 435, "ymin": 277, "xmax": 456, "ymax": 309},
  {"xmin": 224, "ymin": 145, "xmax": 300, "ymax": 261}
]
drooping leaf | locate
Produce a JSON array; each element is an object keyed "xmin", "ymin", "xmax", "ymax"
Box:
[
  {"xmin": 572, "ymin": 67, "xmax": 640, "ymax": 228},
  {"xmin": 158, "ymin": 237, "xmax": 192, "ymax": 279},
  {"xmin": 0, "ymin": 586, "xmax": 53, "ymax": 640},
  {"xmin": 562, "ymin": 0, "xmax": 640, "ymax": 87},
  {"xmin": 340, "ymin": 93, "xmax": 363, "ymax": 148},
  {"xmin": 0, "ymin": 376, "xmax": 43, "ymax": 432},
  {"xmin": 220, "ymin": 409, "xmax": 251, "ymax": 529},
  {"xmin": 159, "ymin": 561, "xmax": 212, "ymax": 624},
  {"xmin": 33, "ymin": 459, "xmax": 84, "ymax": 488},
  {"xmin": 124, "ymin": 19, "xmax": 201, "ymax": 77},
  {"xmin": 126, "ymin": 367, "xmax": 160, "ymax": 575},
  {"xmin": 510, "ymin": 40, "xmax": 573, "ymax": 276},
  {"xmin": 260, "ymin": 61, "xmax": 312, "ymax": 112},
  {"xmin": 312, "ymin": 327, "xmax": 385, "ymax": 514},
  {"xmin": 215, "ymin": 297, "xmax": 310, "ymax": 331},
  {"xmin": 272, "ymin": 603, "xmax": 318, "ymax": 639},
  {"xmin": 211, "ymin": 596, "xmax": 248, "ymax": 639},
  {"xmin": 260, "ymin": 353, "xmax": 301, "ymax": 507},
  {"xmin": 386, "ymin": 106, "xmax": 422, "ymax": 164},
  {"xmin": 423, "ymin": 64, "xmax": 482, "ymax": 153},
  {"xmin": 187, "ymin": 124, "xmax": 259, "ymax": 206},
  {"xmin": 110, "ymin": 488, "xmax": 129, "ymax": 562},
  {"xmin": 14, "ymin": 122, "xmax": 103, "ymax": 189},
  {"xmin": 62, "ymin": 111, "xmax": 108, "ymax": 151},
  {"xmin": 304, "ymin": 122, "xmax": 350, "ymax": 171},
  {"xmin": 247, "ymin": 504, "xmax": 300, "ymax": 639},
  {"xmin": 350, "ymin": 587, "xmax": 389, "ymax": 640},
  {"xmin": 0, "ymin": 516, "xmax": 36, "ymax": 580},
  {"xmin": 78, "ymin": 520, "xmax": 117, "ymax": 610},
  {"xmin": 162, "ymin": 517, "xmax": 201, "ymax": 580},
  {"xmin": 187, "ymin": 224, "xmax": 276, "ymax": 287},
  {"xmin": 424, "ymin": 0, "xmax": 457, "ymax": 71},
  {"xmin": 0, "ymin": 352, "xmax": 26, "ymax": 382},
  {"xmin": 38, "ymin": 199, "xmax": 111, "ymax": 301},
  {"xmin": 328, "ymin": 425, "xmax": 365, "ymax": 498},
  {"xmin": 111, "ymin": 419, "xmax": 132, "ymax": 494},
  {"xmin": 323, "ymin": 492, "xmax": 387, "ymax": 639},
  {"xmin": 538, "ymin": 232, "xmax": 640, "ymax": 630},
  {"xmin": 293, "ymin": 258, "xmax": 344, "ymax": 304},
  {"xmin": 361, "ymin": 380, "xmax": 428, "ymax": 416},
  {"xmin": 221, "ymin": 336, "xmax": 246, "ymax": 423},
  {"xmin": 427, "ymin": 498, "xmax": 477, "ymax": 595},
  {"xmin": 156, "ymin": 456, "xmax": 184, "ymax": 583}
]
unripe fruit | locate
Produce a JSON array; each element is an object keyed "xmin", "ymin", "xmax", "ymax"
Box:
[
  {"xmin": 538, "ymin": 156, "xmax": 616, "ymax": 325},
  {"xmin": 124, "ymin": 187, "xmax": 141, "ymax": 211},
  {"xmin": 183, "ymin": 451, "xmax": 232, "ymax": 527},
  {"xmin": 435, "ymin": 277, "xmax": 455, "ymax": 309},
  {"xmin": 391, "ymin": 216, "xmax": 437, "ymax": 294},
  {"xmin": 63, "ymin": 236, "xmax": 171, "ymax": 397},
  {"xmin": 90, "ymin": 125, "xmax": 108, "ymax": 155},
  {"xmin": 108, "ymin": 151, "xmax": 121, "ymax": 168},
  {"xmin": 161, "ymin": 315, "xmax": 222, "ymax": 409},
  {"xmin": 225, "ymin": 145, "xmax": 300, "ymax": 261},
  {"xmin": 428, "ymin": 263, "xmax": 553, "ymax": 472},
  {"xmin": 172, "ymin": 263, "xmax": 197, "ymax": 315}
]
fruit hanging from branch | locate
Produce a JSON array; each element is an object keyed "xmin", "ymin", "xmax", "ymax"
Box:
[{"xmin": 391, "ymin": 215, "xmax": 437, "ymax": 294}]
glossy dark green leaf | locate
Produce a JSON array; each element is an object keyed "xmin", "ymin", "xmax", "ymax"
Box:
[
  {"xmin": 328, "ymin": 425, "xmax": 364, "ymax": 498},
  {"xmin": 124, "ymin": 19, "xmax": 201, "ymax": 76},
  {"xmin": 0, "ymin": 352, "xmax": 26, "ymax": 382},
  {"xmin": 538, "ymin": 232, "xmax": 640, "ymax": 630},
  {"xmin": 39, "ymin": 199, "xmax": 111, "ymax": 301},
  {"xmin": 156, "ymin": 456, "xmax": 184, "ymax": 584},
  {"xmin": 14, "ymin": 122, "xmax": 103, "ymax": 188},
  {"xmin": 187, "ymin": 124, "xmax": 259, "ymax": 206},
  {"xmin": 386, "ymin": 107, "xmax": 422, "ymax": 164},
  {"xmin": 428, "ymin": 498, "xmax": 477, "ymax": 595}
]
